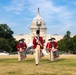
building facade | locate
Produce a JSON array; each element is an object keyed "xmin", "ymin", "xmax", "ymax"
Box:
[{"xmin": 14, "ymin": 8, "xmax": 63, "ymax": 46}]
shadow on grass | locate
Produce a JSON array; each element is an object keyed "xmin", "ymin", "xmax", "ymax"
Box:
[
  {"xmin": 55, "ymin": 58, "xmax": 66, "ymax": 62},
  {"xmin": 0, "ymin": 58, "xmax": 35, "ymax": 63},
  {"xmin": 23, "ymin": 58, "xmax": 35, "ymax": 63},
  {"xmin": 24, "ymin": 73, "xmax": 57, "ymax": 75},
  {"xmin": 0, "ymin": 57, "xmax": 66, "ymax": 64},
  {"xmin": 40, "ymin": 58, "xmax": 66, "ymax": 64},
  {"xmin": 0, "ymin": 58, "xmax": 17, "ymax": 63}
]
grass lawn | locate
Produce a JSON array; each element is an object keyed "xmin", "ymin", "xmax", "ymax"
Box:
[{"xmin": 0, "ymin": 55, "xmax": 76, "ymax": 75}]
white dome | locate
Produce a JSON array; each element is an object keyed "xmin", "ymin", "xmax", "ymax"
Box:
[
  {"xmin": 31, "ymin": 8, "xmax": 45, "ymax": 26},
  {"xmin": 31, "ymin": 11, "xmax": 46, "ymax": 28},
  {"xmin": 33, "ymin": 12, "xmax": 44, "ymax": 23},
  {"xmin": 30, "ymin": 8, "xmax": 47, "ymax": 35}
]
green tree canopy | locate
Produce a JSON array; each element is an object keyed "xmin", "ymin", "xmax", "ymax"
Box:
[
  {"xmin": 72, "ymin": 35, "xmax": 76, "ymax": 54},
  {"xmin": 58, "ymin": 31, "xmax": 76, "ymax": 54},
  {"xmin": 0, "ymin": 24, "xmax": 14, "ymax": 39},
  {"xmin": 0, "ymin": 24, "xmax": 17, "ymax": 53},
  {"xmin": 64, "ymin": 31, "xmax": 71, "ymax": 39}
]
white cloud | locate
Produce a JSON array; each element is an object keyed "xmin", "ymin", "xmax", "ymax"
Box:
[
  {"xmin": 26, "ymin": 0, "xmax": 74, "ymax": 34},
  {"xmin": 4, "ymin": 0, "xmax": 26, "ymax": 14},
  {"xmin": 0, "ymin": 19, "xmax": 19, "ymax": 27},
  {"xmin": 2, "ymin": 0, "xmax": 76, "ymax": 35}
]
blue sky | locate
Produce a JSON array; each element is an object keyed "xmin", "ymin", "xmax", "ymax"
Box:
[{"xmin": 0, "ymin": 0, "xmax": 76, "ymax": 35}]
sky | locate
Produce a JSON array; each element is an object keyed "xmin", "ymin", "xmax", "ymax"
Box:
[{"xmin": 0, "ymin": 0, "xmax": 76, "ymax": 35}]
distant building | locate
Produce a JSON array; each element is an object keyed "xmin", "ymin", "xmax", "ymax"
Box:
[{"xmin": 14, "ymin": 8, "xmax": 63, "ymax": 45}]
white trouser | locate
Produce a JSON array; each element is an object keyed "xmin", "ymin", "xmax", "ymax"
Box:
[
  {"xmin": 35, "ymin": 45, "xmax": 40, "ymax": 64},
  {"xmin": 18, "ymin": 52, "xmax": 21, "ymax": 61},
  {"xmin": 49, "ymin": 49, "xmax": 54, "ymax": 61}
]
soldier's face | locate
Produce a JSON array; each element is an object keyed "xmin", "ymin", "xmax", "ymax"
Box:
[
  {"xmin": 20, "ymin": 41, "xmax": 22, "ymax": 43},
  {"xmin": 49, "ymin": 40, "xmax": 52, "ymax": 42},
  {"xmin": 51, "ymin": 39, "xmax": 54, "ymax": 42},
  {"xmin": 36, "ymin": 34, "xmax": 40, "ymax": 36}
]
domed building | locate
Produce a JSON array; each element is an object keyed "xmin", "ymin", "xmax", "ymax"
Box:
[
  {"xmin": 30, "ymin": 8, "xmax": 51, "ymax": 42},
  {"xmin": 14, "ymin": 8, "xmax": 63, "ymax": 46},
  {"xmin": 30, "ymin": 8, "xmax": 47, "ymax": 35}
]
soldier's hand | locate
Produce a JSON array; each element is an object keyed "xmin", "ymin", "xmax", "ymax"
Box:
[{"xmin": 38, "ymin": 41, "xmax": 40, "ymax": 44}]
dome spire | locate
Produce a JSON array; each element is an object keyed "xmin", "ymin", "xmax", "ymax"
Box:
[
  {"xmin": 37, "ymin": 7, "xmax": 40, "ymax": 16},
  {"xmin": 38, "ymin": 8, "xmax": 39, "ymax": 12}
]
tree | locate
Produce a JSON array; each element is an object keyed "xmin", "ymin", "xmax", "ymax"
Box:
[
  {"xmin": 0, "ymin": 24, "xmax": 17, "ymax": 53},
  {"xmin": 0, "ymin": 38, "xmax": 12, "ymax": 52},
  {"xmin": 58, "ymin": 31, "xmax": 75, "ymax": 54},
  {"xmin": 58, "ymin": 39, "xmax": 66, "ymax": 52},
  {"xmin": 0, "ymin": 24, "xmax": 13, "ymax": 39},
  {"xmin": 64, "ymin": 38, "xmax": 73, "ymax": 53},
  {"xmin": 72, "ymin": 35, "xmax": 76, "ymax": 54},
  {"xmin": 63, "ymin": 31, "xmax": 73, "ymax": 53},
  {"xmin": 64, "ymin": 31, "xmax": 71, "ymax": 39}
]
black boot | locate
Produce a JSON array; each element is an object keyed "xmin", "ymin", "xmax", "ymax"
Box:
[{"xmin": 36, "ymin": 64, "xmax": 38, "ymax": 66}]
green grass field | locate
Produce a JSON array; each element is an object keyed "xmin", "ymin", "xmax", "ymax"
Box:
[{"xmin": 0, "ymin": 55, "xmax": 76, "ymax": 75}]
